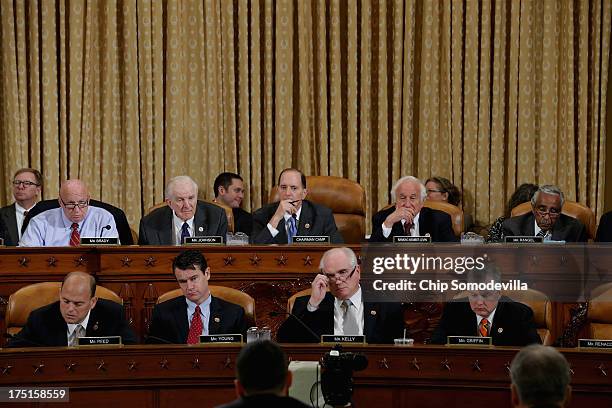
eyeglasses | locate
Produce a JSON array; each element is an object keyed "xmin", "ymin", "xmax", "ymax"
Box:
[
  {"xmin": 426, "ymin": 189, "xmax": 444, "ymax": 194},
  {"xmin": 535, "ymin": 207, "xmax": 561, "ymax": 218},
  {"xmin": 468, "ymin": 292, "xmax": 499, "ymax": 301},
  {"xmin": 322, "ymin": 265, "xmax": 357, "ymax": 282},
  {"xmin": 60, "ymin": 198, "xmax": 89, "ymax": 210},
  {"xmin": 12, "ymin": 180, "xmax": 40, "ymax": 187}
]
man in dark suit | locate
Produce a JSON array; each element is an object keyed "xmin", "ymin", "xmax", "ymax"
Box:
[
  {"xmin": 213, "ymin": 172, "xmax": 253, "ymax": 235},
  {"xmin": 502, "ymin": 185, "xmax": 588, "ymax": 242},
  {"xmin": 277, "ymin": 247, "xmax": 404, "ymax": 343},
  {"xmin": 138, "ymin": 175, "xmax": 228, "ymax": 245},
  {"xmin": 369, "ymin": 176, "xmax": 458, "ymax": 242},
  {"xmin": 431, "ymin": 267, "xmax": 541, "ymax": 346},
  {"xmin": 147, "ymin": 249, "xmax": 247, "ymax": 344},
  {"xmin": 8, "ymin": 271, "xmax": 136, "ymax": 347},
  {"xmin": 0, "ymin": 168, "xmax": 42, "ymax": 246},
  {"xmin": 216, "ymin": 340, "xmax": 309, "ymax": 408},
  {"xmin": 251, "ymin": 168, "xmax": 343, "ymax": 244}
]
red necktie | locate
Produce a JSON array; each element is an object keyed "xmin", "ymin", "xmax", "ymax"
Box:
[
  {"xmin": 479, "ymin": 318, "xmax": 490, "ymax": 337},
  {"xmin": 69, "ymin": 223, "xmax": 80, "ymax": 246},
  {"xmin": 187, "ymin": 305, "xmax": 203, "ymax": 344},
  {"xmin": 403, "ymin": 221, "xmax": 413, "ymax": 235}
]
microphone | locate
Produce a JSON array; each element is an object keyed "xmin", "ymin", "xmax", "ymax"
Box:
[
  {"xmin": 99, "ymin": 224, "xmax": 111, "ymax": 237},
  {"xmin": 144, "ymin": 335, "xmax": 175, "ymax": 345},
  {"xmin": 269, "ymin": 310, "xmax": 320, "ymax": 343},
  {"xmin": 4, "ymin": 332, "xmax": 47, "ymax": 348}
]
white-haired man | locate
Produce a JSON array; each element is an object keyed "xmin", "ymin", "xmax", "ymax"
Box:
[
  {"xmin": 138, "ymin": 176, "xmax": 228, "ymax": 245},
  {"xmin": 369, "ymin": 176, "xmax": 457, "ymax": 242}
]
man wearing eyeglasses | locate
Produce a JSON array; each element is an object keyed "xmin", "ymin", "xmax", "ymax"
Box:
[
  {"xmin": 0, "ymin": 168, "xmax": 42, "ymax": 246},
  {"xmin": 19, "ymin": 179, "xmax": 118, "ymax": 246},
  {"xmin": 501, "ymin": 185, "xmax": 588, "ymax": 242},
  {"xmin": 431, "ymin": 266, "xmax": 541, "ymax": 346},
  {"xmin": 277, "ymin": 247, "xmax": 404, "ymax": 343}
]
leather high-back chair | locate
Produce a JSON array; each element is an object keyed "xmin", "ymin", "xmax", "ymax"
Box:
[
  {"xmin": 423, "ymin": 201, "xmax": 464, "ymax": 237},
  {"xmin": 22, "ymin": 199, "xmax": 134, "ymax": 245},
  {"xmin": 157, "ymin": 286, "xmax": 256, "ymax": 327},
  {"xmin": 268, "ymin": 175, "xmax": 367, "ymax": 243},
  {"xmin": 147, "ymin": 200, "xmax": 235, "ymax": 233},
  {"xmin": 287, "ymin": 288, "xmax": 314, "ymax": 314},
  {"xmin": 586, "ymin": 283, "xmax": 612, "ymax": 339},
  {"xmin": 511, "ymin": 200, "xmax": 596, "ymax": 240},
  {"xmin": 6, "ymin": 282, "xmax": 122, "ymax": 336},
  {"xmin": 452, "ymin": 288, "xmax": 553, "ymax": 345}
]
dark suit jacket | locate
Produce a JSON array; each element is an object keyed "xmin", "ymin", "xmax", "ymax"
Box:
[
  {"xmin": 0, "ymin": 204, "xmax": 18, "ymax": 246},
  {"xmin": 146, "ymin": 295, "xmax": 247, "ymax": 344},
  {"xmin": 138, "ymin": 200, "xmax": 228, "ymax": 245},
  {"xmin": 251, "ymin": 200, "xmax": 344, "ymax": 244},
  {"xmin": 502, "ymin": 212, "xmax": 588, "ymax": 242},
  {"xmin": 277, "ymin": 292, "xmax": 404, "ymax": 344},
  {"xmin": 596, "ymin": 211, "xmax": 612, "ymax": 242},
  {"xmin": 8, "ymin": 299, "xmax": 137, "ymax": 347},
  {"xmin": 369, "ymin": 206, "xmax": 458, "ymax": 243},
  {"xmin": 217, "ymin": 395, "xmax": 310, "ymax": 408},
  {"xmin": 21, "ymin": 199, "xmax": 134, "ymax": 245},
  {"xmin": 233, "ymin": 207, "xmax": 253, "ymax": 235},
  {"xmin": 430, "ymin": 296, "xmax": 541, "ymax": 346}
]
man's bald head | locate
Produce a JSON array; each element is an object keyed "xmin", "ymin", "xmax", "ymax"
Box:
[
  {"xmin": 59, "ymin": 272, "xmax": 97, "ymax": 324},
  {"xmin": 59, "ymin": 179, "xmax": 90, "ymax": 223}
]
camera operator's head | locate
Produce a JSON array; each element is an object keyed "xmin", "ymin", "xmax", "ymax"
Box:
[
  {"xmin": 319, "ymin": 247, "xmax": 361, "ymax": 300},
  {"xmin": 510, "ymin": 344, "xmax": 571, "ymax": 408},
  {"xmin": 235, "ymin": 340, "xmax": 292, "ymax": 397}
]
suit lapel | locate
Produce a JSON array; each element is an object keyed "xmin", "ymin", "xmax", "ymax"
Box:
[
  {"xmin": 158, "ymin": 207, "xmax": 174, "ymax": 245},
  {"xmin": 418, "ymin": 207, "xmax": 431, "ymax": 236},
  {"xmin": 209, "ymin": 296, "xmax": 223, "ymax": 334},
  {"xmin": 297, "ymin": 201, "xmax": 313, "ymax": 235},
  {"xmin": 522, "ymin": 213, "xmax": 536, "ymax": 236},
  {"xmin": 174, "ymin": 297, "xmax": 189, "ymax": 343},
  {"xmin": 551, "ymin": 215, "xmax": 568, "ymax": 241},
  {"xmin": 273, "ymin": 204, "xmax": 289, "ymax": 243},
  {"xmin": 194, "ymin": 201, "xmax": 207, "ymax": 236},
  {"xmin": 2, "ymin": 204, "xmax": 19, "ymax": 245},
  {"xmin": 363, "ymin": 303, "xmax": 379, "ymax": 340}
]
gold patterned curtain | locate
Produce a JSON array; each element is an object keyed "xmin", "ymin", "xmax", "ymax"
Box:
[{"xmin": 1, "ymin": 0, "xmax": 610, "ymax": 232}]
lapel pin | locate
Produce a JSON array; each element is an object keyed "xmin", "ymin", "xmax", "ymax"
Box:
[
  {"xmin": 93, "ymin": 322, "xmax": 99, "ymax": 331},
  {"xmin": 498, "ymin": 328, "xmax": 503, "ymax": 333},
  {"xmin": 370, "ymin": 310, "xmax": 377, "ymax": 316},
  {"xmin": 214, "ymin": 317, "xmax": 220, "ymax": 323},
  {"xmin": 198, "ymin": 227, "xmax": 204, "ymax": 232},
  {"xmin": 305, "ymin": 223, "xmax": 311, "ymax": 229}
]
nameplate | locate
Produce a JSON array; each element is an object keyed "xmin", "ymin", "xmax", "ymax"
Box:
[
  {"xmin": 184, "ymin": 236, "xmax": 223, "ymax": 245},
  {"xmin": 80, "ymin": 237, "xmax": 119, "ymax": 246},
  {"xmin": 78, "ymin": 336, "xmax": 122, "ymax": 346},
  {"xmin": 292, "ymin": 235, "xmax": 330, "ymax": 244},
  {"xmin": 447, "ymin": 336, "xmax": 492, "ymax": 346},
  {"xmin": 200, "ymin": 334, "xmax": 243, "ymax": 344},
  {"xmin": 393, "ymin": 236, "xmax": 432, "ymax": 243},
  {"xmin": 578, "ymin": 339, "xmax": 612, "ymax": 349},
  {"xmin": 321, "ymin": 335, "xmax": 366, "ymax": 344},
  {"xmin": 504, "ymin": 236, "xmax": 543, "ymax": 244}
]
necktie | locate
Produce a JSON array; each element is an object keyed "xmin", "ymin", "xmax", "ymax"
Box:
[
  {"xmin": 187, "ymin": 305, "xmax": 203, "ymax": 344},
  {"xmin": 23, "ymin": 210, "xmax": 28, "ymax": 218},
  {"xmin": 69, "ymin": 324, "xmax": 85, "ymax": 346},
  {"xmin": 180, "ymin": 222, "xmax": 190, "ymax": 244},
  {"xmin": 69, "ymin": 223, "xmax": 80, "ymax": 246},
  {"xmin": 479, "ymin": 318, "xmax": 490, "ymax": 337},
  {"xmin": 536, "ymin": 229, "xmax": 548, "ymax": 238},
  {"xmin": 341, "ymin": 300, "xmax": 359, "ymax": 335},
  {"xmin": 403, "ymin": 221, "xmax": 413, "ymax": 236},
  {"xmin": 287, "ymin": 216, "xmax": 297, "ymax": 243}
]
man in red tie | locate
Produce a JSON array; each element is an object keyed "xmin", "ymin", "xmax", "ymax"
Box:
[
  {"xmin": 147, "ymin": 249, "xmax": 247, "ymax": 344},
  {"xmin": 431, "ymin": 265, "xmax": 542, "ymax": 346}
]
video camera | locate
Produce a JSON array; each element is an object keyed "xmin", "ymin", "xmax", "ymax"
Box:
[{"xmin": 320, "ymin": 345, "xmax": 368, "ymax": 406}]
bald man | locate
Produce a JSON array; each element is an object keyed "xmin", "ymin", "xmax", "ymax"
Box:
[
  {"xmin": 8, "ymin": 272, "xmax": 136, "ymax": 347},
  {"xmin": 20, "ymin": 179, "xmax": 119, "ymax": 246}
]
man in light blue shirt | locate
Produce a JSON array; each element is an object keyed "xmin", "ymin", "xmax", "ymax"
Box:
[{"xmin": 19, "ymin": 179, "xmax": 118, "ymax": 247}]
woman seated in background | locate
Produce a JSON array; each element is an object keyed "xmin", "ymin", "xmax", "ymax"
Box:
[
  {"xmin": 485, "ymin": 183, "xmax": 539, "ymax": 243},
  {"xmin": 425, "ymin": 176, "xmax": 472, "ymax": 230}
]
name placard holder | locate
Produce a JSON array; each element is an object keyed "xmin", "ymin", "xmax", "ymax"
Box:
[
  {"xmin": 578, "ymin": 339, "xmax": 612, "ymax": 349},
  {"xmin": 504, "ymin": 236, "xmax": 543, "ymax": 244},
  {"xmin": 321, "ymin": 335, "xmax": 366, "ymax": 344},
  {"xmin": 446, "ymin": 336, "xmax": 492, "ymax": 346},
  {"xmin": 292, "ymin": 236, "xmax": 330, "ymax": 244},
  {"xmin": 199, "ymin": 334, "xmax": 243, "ymax": 344},
  {"xmin": 78, "ymin": 336, "xmax": 122, "ymax": 346},
  {"xmin": 80, "ymin": 237, "xmax": 119, "ymax": 246},
  {"xmin": 393, "ymin": 236, "xmax": 432, "ymax": 244},
  {"xmin": 184, "ymin": 236, "xmax": 224, "ymax": 245}
]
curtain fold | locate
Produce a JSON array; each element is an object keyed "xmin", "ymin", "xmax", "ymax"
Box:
[{"xmin": 0, "ymin": 0, "xmax": 610, "ymax": 232}]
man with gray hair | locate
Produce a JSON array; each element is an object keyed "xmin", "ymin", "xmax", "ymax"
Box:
[
  {"xmin": 510, "ymin": 344, "xmax": 571, "ymax": 408},
  {"xmin": 138, "ymin": 175, "xmax": 228, "ymax": 245},
  {"xmin": 369, "ymin": 176, "xmax": 457, "ymax": 242},
  {"xmin": 502, "ymin": 185, "xmax": 587, "ymax": 242},
  {"xmin": 277, "ymin": 247, "xmax": 404, "ymax": 343}
]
